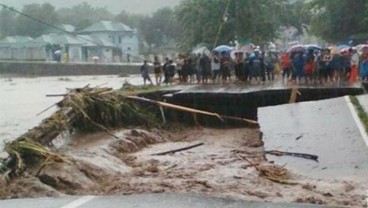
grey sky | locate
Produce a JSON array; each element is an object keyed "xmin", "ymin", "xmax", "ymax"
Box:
[{"xmin": 1, "ymin": 0, "xmax": 182, "ymax": 14}]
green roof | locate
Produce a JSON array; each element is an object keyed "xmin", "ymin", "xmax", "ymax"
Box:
[
  {"xmin": 45, "ymin": 24, "xmax": 76, "ymax": 34},
  {"xmin": 0, "ymin": 36, "xmax": 33, "ymax": 44},
  {"xmin": 80, "ymin": 21, "xmax": 133, "ymax": 33},
  {"xmin": 77, "ymin": 35, "xmax": 116, "ymax": 47},
  {"xmin": 33, "ymin": 34, "xmax": 85, "ymax": 45},
  {"xmin": 0, "ymin": 34, "xmax": 118, "ymax": 48}
]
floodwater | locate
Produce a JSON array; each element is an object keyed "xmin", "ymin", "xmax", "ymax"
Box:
[{"xmin": 0, "ymin": 75, "xmax": 143, "ymax": 149}]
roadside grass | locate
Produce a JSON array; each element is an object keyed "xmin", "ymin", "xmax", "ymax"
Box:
[{"xmin": 350, "ymin": 96, "xmax": 368, "ymax": 133}]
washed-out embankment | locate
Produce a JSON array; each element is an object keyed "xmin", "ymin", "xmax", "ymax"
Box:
[
  {"xmin": 0, "ymin": 84, "xmax": 366, "ymax": 206},
  {"xmin": 140, "ymin": 85, "xmax": 364, "ymax": 127}
]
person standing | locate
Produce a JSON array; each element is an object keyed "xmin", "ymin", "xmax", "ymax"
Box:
[
  {"xmin": 242, "ymin": 53, "xmax": 251, "ymax": 82},
  {"xmin": 153, "ymin": 56, "xmax": 162, "ymax": 86},
  {"xmin": 176, "ymin": 54, "xmax": 185, "ymax": 82},
  {"xmin": 202, "ymin": 54, "xmax": 212, "ymax": 84},
  {"xmin": 359, "ymin": 53, "xmax": 368, "ymax": 81},
  {"xmin": 141, "ymin": 60, "xmax": 153, "ymax": 86},
  {"xmin": 292, "ymin": 51, "xmax": 306, "ymax": 83},
  {"xmin": 349, "ymin": 48, "xmax": 359, "ymax": 83},
  {"xmin": 211, "ymin": 51, "xmax": 221, "ymax": 83},
  {"xmin": 220, "ymin": 51, "xmax": 232, "ymax": 83},
  {"xmin": 168, "ymin": 60, "xmax": 176, "ymax": 85},
  {"xmin": 250, "ymin": 51, "xmax": 261, "ymax": 83},
  {"xmin": 162, "ymin": 57, "xmax": 171, "ymax": 85},
  {"xmin": 264, "ymin": 51, "xmax": 275, "ymax": 82},
  {"xmin": 304, "ymin": 49, "xmax": 315, "ymax": 84},
  {"xmin": 280, "ymin": 52, "xmax": 291, "ymax": 83}
]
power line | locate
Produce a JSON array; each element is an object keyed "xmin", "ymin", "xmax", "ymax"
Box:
[{"xmin": 0, "ymin": 3, "xmax": 148, "ymax": 63}]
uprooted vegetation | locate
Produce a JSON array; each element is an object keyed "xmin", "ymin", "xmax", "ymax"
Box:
[{"xmin": 1, "ymin": 86, "xmax": 162, "ymax": 184}]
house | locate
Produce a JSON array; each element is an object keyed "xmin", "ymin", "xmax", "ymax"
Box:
[
  {"xmin": 77, "ymin": 34, "xmax": 121, "ymax": 62},
  {"xmin": 78, "ymin": 21, "xmax": 139, "ymax": 61},
  {"xmin": 32, "ymin": 33, "xmax": 86, "ymax": 61},
  {"xmin": 45, "ymin": 24, "xmax": 76, "ymax": 34},
  {"xmin": 0, "ymin": 36, "xmax": 45, "ymax": 60},
  {"xmin": 0, "ymin": 21, "xmax": 139, "ymax": 63}
]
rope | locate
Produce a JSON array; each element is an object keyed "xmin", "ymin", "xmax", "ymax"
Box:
[{"xmin": 213, "ymin": 0, "xmax": 232, "ymax": 49}]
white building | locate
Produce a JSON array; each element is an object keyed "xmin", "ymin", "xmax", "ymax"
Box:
[{"xmin": 78, "ymin": 21, "xmax": 139, "ymax": 62}]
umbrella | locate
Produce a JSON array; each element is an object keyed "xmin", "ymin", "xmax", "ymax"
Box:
[
  {"xmin": 230, "ymin": 50, "xmax": 247, "ymax": 59},
  {"xmin": 239, "ymin": 45, "xmax": 254, "ymax": 52},
  {"xmin": 329, "ymin": 46, "xmax": 340, "ymax": 55},
  {"xmin": 249, "ymin": 52, "xmax": 256, "ymax": 58},
  {"xmin": 214, "ymin": 45, "xmax": 233, "ymax": 52},
  {"xmin": 337, "ymin": 44, "xmax": 350, "ymax": 51},
  {"xmin": 357, "ymin": 44, "xmax": 368, "ymax": 54},
  {"xmin": 287, "ymin": 44, "xmax": 305, "ymax": 53},
  {"xmin": 304, "ymin": 44, "xmax": 322, "ymax": 51},
  {"xmin": 340, "ymin": 47, "xmax": 350, "ymax": 53},
  {"xmin": 192, "ymin": 46, "xmax": 210, "ymax": 55}
]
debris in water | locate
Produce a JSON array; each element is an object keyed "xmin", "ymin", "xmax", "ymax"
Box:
[{"xmin": 265, "ymin": 150, "xmax": 319, "ymax": 162}]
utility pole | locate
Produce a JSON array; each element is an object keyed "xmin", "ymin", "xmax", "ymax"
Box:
[{"xmin": 235, "ymin": 0, "xmax": 239, "ymax": 42}]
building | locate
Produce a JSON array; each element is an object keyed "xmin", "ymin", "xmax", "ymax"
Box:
[
  {"xmin": 0, "ymin": 21, "xmax": 139, "ymax": 63},
  {"xmin": 0, "ymin": 36, "xmax": 45, "ymax": 60},
  {"xmin": 79, "ymin": 21, "xmax": 139, "ymax": 62}
]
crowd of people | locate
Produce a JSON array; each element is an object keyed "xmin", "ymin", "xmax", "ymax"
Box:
[
  {"xmin": 140, "ymin": 46, "xmax": 368, "ymax": 86},
  {"xmin": 281, "ymin": 47, "xmax": 368, "ymax": 85}
]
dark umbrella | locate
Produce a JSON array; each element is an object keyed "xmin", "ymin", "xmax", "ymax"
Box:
[{"xmin": 287, "ymin": 44, "xmax": 306, "ymax": 53}]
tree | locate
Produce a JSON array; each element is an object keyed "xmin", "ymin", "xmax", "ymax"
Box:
[
  {"xmin": 0, "ymin": 7, "xmax": 16, "ymax": 38},
  {"xmin": 57, "ymin": 3, "xmax": 113, "ymax": 31},
  {"xmin": 114, "ymin": 10, "xmax": 143, "ymax": 29},
  {"xmin": 138, "ymin": 7, "xmax": 180, "ymax": 52},
  {"xmin": 278, "ymin": 0, "xmax": 311, "ymax": 33},
  {"xmin": 175, "ymin": 0, "xmax": 293, "ymax": 50},
  {"xmin": 306, "ymin": 0, "xmax": 368, "ymax": 43},
  {"xmin": 14, "ymin": 3, "xmax": 58, "ymax": 37}
]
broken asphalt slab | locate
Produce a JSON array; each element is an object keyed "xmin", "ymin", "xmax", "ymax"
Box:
[{"xmin": 259, "ymin": 96, "xmax": 368, "ymax": 181}]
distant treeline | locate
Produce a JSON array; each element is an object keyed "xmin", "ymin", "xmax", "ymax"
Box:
[{"xmin": 0, "ymin": 0, "xmax": 367, "ymax": 51}]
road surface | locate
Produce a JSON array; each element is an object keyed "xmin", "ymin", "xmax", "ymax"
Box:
[
  {"xmin": 259, "ymin": 96, "xmax": 368, "ymax": 181},
  {"xmin": 0, "ymin": 193, "xmax": 349, "ymax": 208}
]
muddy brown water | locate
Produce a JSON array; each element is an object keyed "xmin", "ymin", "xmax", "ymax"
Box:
[{"xmin": 0, "ymin": 75, "xmax": 143, "ymax": 149}]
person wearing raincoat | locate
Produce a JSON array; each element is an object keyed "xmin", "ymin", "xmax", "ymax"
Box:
[
  {"xmin": 304, "ymin": 49, "xmax": 315, "ymax": 84},
  {"xmin": 359, "ymin": 53, "xmax": 368, "ymax": 81},
  {"xmin": 292, "ymin": 51, "xmax": 306, "ymax": 83},
  {"xmin": 280, "ymin": 52, "xmax": 291, "ymax": 83},
  {"xmin": 349, "ymin": 48, "xmax": 360, "ymax": 83}
]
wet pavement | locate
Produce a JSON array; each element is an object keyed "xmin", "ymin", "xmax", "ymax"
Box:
[
  {"xmin": 0, "ymin": 193, "xmax": 350, "ymax": 208},
  {"xmin": 167, "ymin": 80, "xmax": 363, "ymax": 94},
  {"xmin": 357, "ymin": 94, "xmax": 368, "ymax": 113},
  {"xmin": 259, "ymin": 96, "xmax": 368, "ymax": 181}
]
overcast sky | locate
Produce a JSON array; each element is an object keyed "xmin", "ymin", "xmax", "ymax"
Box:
[{"xmin": 1, "ymin": 0, "xmax": 182, "ymax": 14}]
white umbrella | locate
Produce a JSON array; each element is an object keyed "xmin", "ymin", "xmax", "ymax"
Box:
[{"xmin": 192, "ymin": 47, "xmax": 210, "ymax": 55}]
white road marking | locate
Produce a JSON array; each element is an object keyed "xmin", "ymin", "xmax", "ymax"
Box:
[
  {"xmin": 60, "ymin": 196, "xmax": 96, "ymax": 208},
  {"xmin": 345, "ymin": 96, "xmax": 368, "ymax": 148}
]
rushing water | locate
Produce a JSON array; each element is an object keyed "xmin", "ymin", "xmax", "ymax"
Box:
[{"xmin": 0, "ymin": 75, "xmax": 143, "ymax": 149}]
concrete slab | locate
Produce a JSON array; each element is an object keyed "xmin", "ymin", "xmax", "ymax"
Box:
[
  {"xmin": 0, "ymin": 194, "xmax": 350, "ymax": 208},
  {"xmin": 259, "ymin": 97, "xmax": 368, "ymax": 181},
  {"xmin": 163, "ymin": 80, "xmax": 363, "ymax": 95}
]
